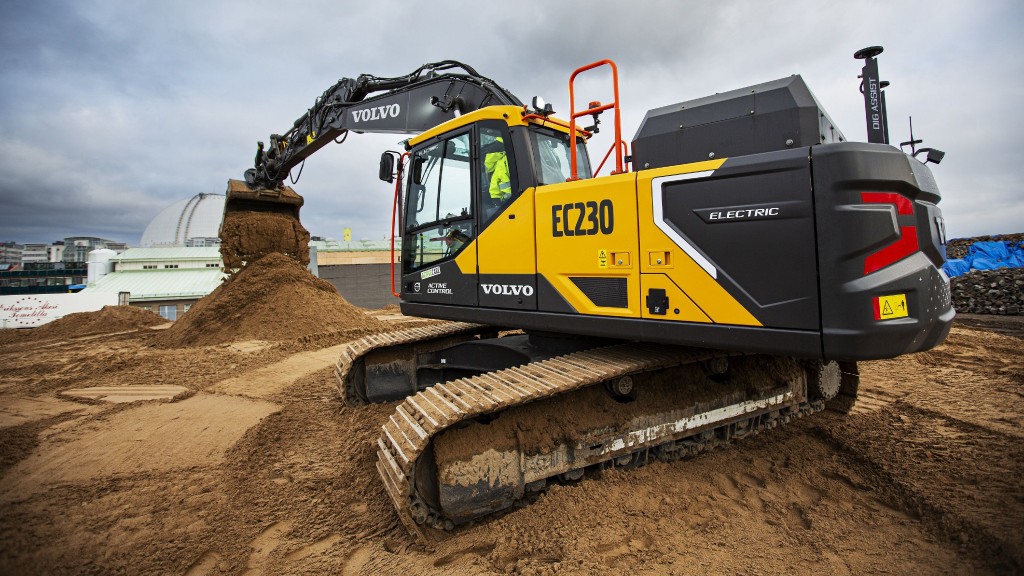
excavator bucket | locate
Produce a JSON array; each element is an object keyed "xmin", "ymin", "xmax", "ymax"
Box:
[{"xmin": 219, "ymin": 179, "xmax": 311, "ymax": 272}]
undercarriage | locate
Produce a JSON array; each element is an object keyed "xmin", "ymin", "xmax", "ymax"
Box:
[{"xmin": 334, "ymin": 324, "xmax": 858, "ymax": 541}]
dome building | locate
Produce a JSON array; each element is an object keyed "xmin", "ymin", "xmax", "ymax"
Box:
[{"xmin": 140, "ymin": 193, "xmax": 225, "ymax": 247}]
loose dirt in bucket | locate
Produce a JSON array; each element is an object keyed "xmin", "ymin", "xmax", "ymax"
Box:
[
  {"xmin": 220, "ymin": 211, "xmax": 311, "ymax": 272},
  {"xmin": 219, "ymin": 180, "xmax": 310, "ymax": 273}
]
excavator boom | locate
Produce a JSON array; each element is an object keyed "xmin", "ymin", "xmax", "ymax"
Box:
[
  {"xmin": 246, "ymin": 60, "xmax": 521, "ymax": 190},
  {"xmin": 220, "ymin": 61, "xmax": 522, "ymax": 270}
]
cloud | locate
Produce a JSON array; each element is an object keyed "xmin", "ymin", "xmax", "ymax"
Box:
[{"xmin": 0, "ymin": 0, "xmax": 1021, "ymax": 245}]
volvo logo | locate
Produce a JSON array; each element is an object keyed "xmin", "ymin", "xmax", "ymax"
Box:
[
  {"xmin": 481, "ymin": 284, "xmax": 534, "ymax": 296},
  {"xmin": 351, "ymin": 104, "xmax": 401, "ymax": 123}
]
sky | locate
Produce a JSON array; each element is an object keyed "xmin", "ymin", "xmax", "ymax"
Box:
[{"xmin": 1, "ymin": 0, "xmax": 1022, "ymax": 245}]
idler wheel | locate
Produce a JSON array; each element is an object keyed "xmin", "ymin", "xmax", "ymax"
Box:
[{"xmin": 808, "ymin": 360, "xmax": 842, "ymax": 401}]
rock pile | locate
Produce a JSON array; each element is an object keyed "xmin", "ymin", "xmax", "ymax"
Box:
[
  {"xmin": 950, "ymin": 268, "xmax": 1023, "ymax": 315},
  {"xmin": 946, "ymin": 233, "xmax": 1024, "ymax": 259}
]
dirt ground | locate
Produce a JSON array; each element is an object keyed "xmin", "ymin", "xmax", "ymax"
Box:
[{"xmin": 0, "ymin": 312, "xmax": 1021, "ymax": 575}]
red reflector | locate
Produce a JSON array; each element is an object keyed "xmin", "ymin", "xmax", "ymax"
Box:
[
  {"xmin": 861, "ymin": 192, "xmax": 913, "ymax": 215},
  {"xmin": 865, "ymin": 226, "xmax": 918, "ymax": 274},
  {"xmin": 861, "ymin": 191, "xmax": 918, "ymax": 274}
]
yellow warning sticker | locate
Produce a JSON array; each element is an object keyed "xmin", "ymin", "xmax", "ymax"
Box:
[
  {"xmin": 875, "ymin": 293, "xmax": 908, "ymax": 320},
  {"xmin": 598, "ymin": 249, "xmax": 608, "ymax": 268}
]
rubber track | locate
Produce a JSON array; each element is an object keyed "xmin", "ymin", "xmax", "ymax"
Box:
[
  {"xmin": 333, "ymin": 321, "xmax": 486, "ymax": 405},
  {"xmin": 376, "ymin": 342, "xmax": 728, "ymax": 540}
]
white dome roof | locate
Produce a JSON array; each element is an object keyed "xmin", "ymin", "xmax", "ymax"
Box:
[{"xmin": 141, "ymin": 193, "xmax": 225, "ymax": 247}]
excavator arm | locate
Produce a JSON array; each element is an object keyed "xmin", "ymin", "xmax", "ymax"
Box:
[
  {"xmin": 246, "ymin": 60, "xmax": 522, "ymax": 190},
  {"xmin": 220, "ymin": 61, "xmax": 521, "ymax": 271}
]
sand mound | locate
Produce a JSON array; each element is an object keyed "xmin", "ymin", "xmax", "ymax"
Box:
[
  {"xmin": 157, "ymin": 252, "xmax": 386, "ymax": 347},
  {"xmin": 20, "ymin": 305, "xmax": 166, "ymax": 341}
]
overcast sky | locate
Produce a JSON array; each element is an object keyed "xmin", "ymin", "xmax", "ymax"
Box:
[{"xmin": 1, "ymin": 0, "xmax": 1022, "ymax": 245}]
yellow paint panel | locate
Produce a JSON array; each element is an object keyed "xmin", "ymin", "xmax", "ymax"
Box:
[
  {"xmin": 477, "ymin": 190, "xmax": 537, "ymax": 275},
  {"xmin": 640, "ymin": 274, "xmax": 711, "ymax": 323},
  {"xmin": 635, "ymin": 162, "xmax": 761, "ymax": 327},
  {"xmin": 535, "ymin": 173, "xmax": 640, "ymax": 317},
  {"xmin": 454, "ymin": 239, "xmax": 477, "ymax": 275},
  {"xmin": 408, "ymin": 106, "xmax": 529, "ymax": 147}
]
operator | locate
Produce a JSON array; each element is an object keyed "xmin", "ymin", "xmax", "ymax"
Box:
[{"xmin": 484, "ymin": 137, "xmax": 512, "ymax": 207}]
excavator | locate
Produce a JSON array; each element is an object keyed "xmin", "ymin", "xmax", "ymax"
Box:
[{"xmin": 221, "ymin": 48, "xmax": 953, "ymax": 540}]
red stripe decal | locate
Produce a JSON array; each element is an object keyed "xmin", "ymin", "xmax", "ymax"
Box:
[
  {"xmin": 861, "ymin": 192, "xmax": 913, "ymax": 215},
  {"xmin": 865, "ymin": 226, "xmax": 919, "ymax": 274}
]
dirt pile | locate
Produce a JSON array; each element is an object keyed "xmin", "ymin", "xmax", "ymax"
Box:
[
  {"xmin": 157, "ymin": 253, "xmax": 386, "ymax": 347},
  {"xmin": 2, "ymin": 315, "xmax": 1022, "ymax": 573},
  {"xmin": 20, "ymin": 305, "xmax": 165, "ymax": 341},
  {"xmin": 946, "ymin": 232, "xmax": 1024, "ymax": 259},
  {"xmin": 951, "ymin": 268, "xmax": 1023, "ymax": 315}
]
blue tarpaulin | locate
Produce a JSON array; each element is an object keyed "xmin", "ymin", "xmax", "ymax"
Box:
[
  {"xmin": 943, "ymin": 240, "xmax": 1024, "ymax": 277},
  {"xmin": 941, "ymin": 259, "xmax": 970, "ymax": 277}
]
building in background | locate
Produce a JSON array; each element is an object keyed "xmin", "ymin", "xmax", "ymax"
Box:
[
  {"xmin": 48, "ymin": 242, "xmax": 65, "ymax": 262},
  {"xmin": 0, "ymin": 242, "xmax": 23, "ymax": 265},
  {"xmin": 80, "ymin": 247, "xmax": 225, "ymax": 320},
  {"xmin": 20, "ymin": 243, "xmax": 50, "ymax": 263},
  {"xmin": 4, "ymin": 190, "xmax": 400, "ymax": 311},
  {"xmin": 61, "ymin": 237, "xmax": 127, "ymax": 263},
  {"xmin": 314, "ymin": 238, "xmax": 401, "ymax": 308},
  {"xmin": 1, "ymin": 238, "xmax": 118, "ymax": 295},
  {"xmin": 0, "ymin": 261, "xmax": 88, "ymax": 295},
  {"xmin": 140, "ymin": 193, "xmax": 224, "ymax": 248},
  {"xmin": 73, "ymin": 194, "xmax": 228, "ymax": 320}
]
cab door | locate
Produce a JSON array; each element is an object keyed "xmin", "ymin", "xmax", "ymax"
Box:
[
  {"xmin": 474, "ymin": 121, "xmax": 538, "ymax": 310},
  {"xmin": 400, "ymin": 130, "xmax": 478, "ymax": 306}
]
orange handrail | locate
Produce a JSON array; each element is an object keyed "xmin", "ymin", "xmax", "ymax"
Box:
[
  {"xmin": 568, "ymin": 59, "xmax": 625, "ymax": 180},
  {"xmin": 389, "ymin": 152, "xmax": 409, "ymax": 299},
  {"xmin": 594, "ymin": 139, "xmax": 630, "ymax": 177}
]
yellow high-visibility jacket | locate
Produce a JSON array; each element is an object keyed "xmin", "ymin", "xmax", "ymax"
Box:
[{"xmin": 485, "ymin": 138, "xmax": 511, "ymax": 200}]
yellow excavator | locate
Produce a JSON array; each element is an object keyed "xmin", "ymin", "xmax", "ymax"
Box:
[{"xmin": 223, "ymin": 48, "xmax": 952, "ymax": 539}]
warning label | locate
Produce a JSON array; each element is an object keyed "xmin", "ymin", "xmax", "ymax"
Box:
[
  {"xmin": 598, "ymin": 249, "xmax": 608, "ymax": 269},
  {"xmin": 874, "ymin": 293, "xmax": 908, "ymax": 320}
]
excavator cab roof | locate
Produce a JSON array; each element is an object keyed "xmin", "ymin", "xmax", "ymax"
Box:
[{"xmin": 406, "ymin": 105, "xmax": 587, "ymax": 149}]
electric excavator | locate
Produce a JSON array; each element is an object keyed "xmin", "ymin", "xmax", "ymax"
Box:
[{"xmin": 222, "ymin": 48, "xmax": 953, "ymax": 540}]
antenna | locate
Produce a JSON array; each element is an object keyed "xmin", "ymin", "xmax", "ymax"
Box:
[
  {"xmin": 854, "ymin": 46, "xmax": 889, "ymax": 144},
  {"xmin": 857, "ymin": 47, "xmax": 944, "ymax": 164},
  {"xmin": 900, "ymin": 117, "xmax": 922, "ymax": 156},
  {"xmin": 900, "ymin": 116, "xmax": 945, "ymax": 165}
]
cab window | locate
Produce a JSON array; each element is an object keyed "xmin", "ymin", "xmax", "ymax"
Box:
[
  {"xmin": 529, "ymin": 128, "xmax": 593, "ymax": 185},
  {"xmin": 404, "ymin": 132, "xmax": 474, "ymax": 272},
  {"xmin": 479, "ymin": 124, "xmax": 516, "ymax": 222}
]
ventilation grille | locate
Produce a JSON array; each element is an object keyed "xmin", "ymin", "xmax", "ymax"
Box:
[{"xmin": 570, "ymin": 277, "xmax": 628, "ymax": 308}]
